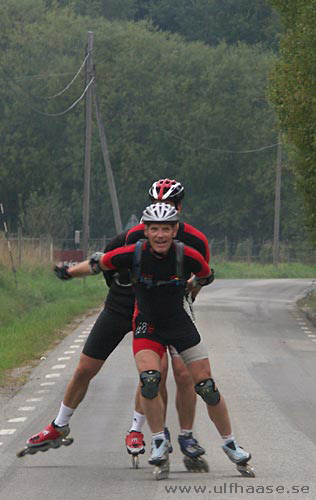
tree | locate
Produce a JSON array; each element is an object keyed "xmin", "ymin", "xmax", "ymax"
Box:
[
  {"xmin": 134, "ymin": 0, "xmax": 280, "ymax": 49},
  {"xmin": 0, "ymin": 1, "xmax": 301, "ymax": 246},
  {"xmin": 269, "ymin": 0, "xmax": 316, "ymax": 243}
]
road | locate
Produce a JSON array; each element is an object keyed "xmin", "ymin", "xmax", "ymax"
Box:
[{"xmin": 0, "ymin": 279, "xmax": 316, "ymax": 500}]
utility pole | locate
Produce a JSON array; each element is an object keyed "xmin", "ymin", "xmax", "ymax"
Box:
[
  {"xmin": 82, "ymin": 31, "xmax": 94, "ymax": 259},
  {"xmin": 273, "ymin": 132, "xmax": 282, "ymax": 267},
  {"xmin": 92, "ymin": 83, "xmax": 123, "ymax": 233}
]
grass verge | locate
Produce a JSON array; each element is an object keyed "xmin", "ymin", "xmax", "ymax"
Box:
[
  {"xmin": 214, "ymin": 260, "xmax": 316, "ymax": 279},
  {"xmin": 0, "ymin": 265, "xmax": 106, "ymax": 386}
]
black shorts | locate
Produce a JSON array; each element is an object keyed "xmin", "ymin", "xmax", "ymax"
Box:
[
  {"xmin": 82, "ymin": 307, "xmax": 133, "ymax": 360},
  {"xmin": 133, "ymin": 307, "xmax": 201, "ymax": 358}
]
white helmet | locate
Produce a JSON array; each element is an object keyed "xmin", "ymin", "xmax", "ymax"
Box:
[{"xmin": 142, "ymin": 203, "xmax": 179, "ymax": 224}]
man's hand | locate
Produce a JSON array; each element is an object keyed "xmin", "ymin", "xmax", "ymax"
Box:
[
  {"xmin": 54, "ymin": 264, "xmax": 72, "ymax": 280},
  {"xmin": 186, "ymin": 275, "xmax": 202, "ymax": 302}
]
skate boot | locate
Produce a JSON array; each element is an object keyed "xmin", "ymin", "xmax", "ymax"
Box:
[
  {"xmin": 17, "ymin": 422, "xmax": 73, "ymax": 457},
  {"xmin": 149, "ymin": 435, "xmax": 170, "ymax": 480},
  {"xmin": 125, "ymin": 431, "xmax": 145, "ymax": 469},
  {"xmin": 164, "ymin": 426, "xmax": 173, "ymax": 453},
  {"xmin": 222, "ymin": 439, "xmax": 255, "ymax": 478},
  {"xmin": 178, "ymin": 433, "xmax": 209, "ymax": 472}
]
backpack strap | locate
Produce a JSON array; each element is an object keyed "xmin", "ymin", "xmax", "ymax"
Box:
[
  {"xmin": 174, "ymin": 240, "xmax": 184, "ymax": 282},
  {"xmin": 131, "ymin": 239, "xmax": 146, "ymax": 284}
]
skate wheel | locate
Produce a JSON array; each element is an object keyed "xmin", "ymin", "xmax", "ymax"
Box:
[
  {"xmin": 62, "ymin": 437, "xmax": 74, "ymax": 447},
  {"xmin": 16, "ymin": 448, "xmax": 29, "ymax": 458},
  {"xmin": 237, "ymin": 463, "xmax": 255, "ymax": 478},
  {"xmin": 153, "ymin": 463, "xmax": 169, "ymax": 480},
  {"xmin": 132, "ymin": 454, "xmax": 139, "ymax": 469},
  {"xmin": 183, "ymin": 456, "xmax": 209, "ymax": 473}
]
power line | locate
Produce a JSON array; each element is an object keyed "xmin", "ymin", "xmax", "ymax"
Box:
[
  {"xmin": 0, "ymin": 72, "xmax": 76, "ymax": 83},
  {"xmin": 32, "ymin": 77, "xmax": 95, "ymax": 117},
  {"xmin": 156, "ymin": 126, "xmax": 279, "ymax": 154},
  {"xmin": 32, "ymin": 53, "xmax": 90, "ymax": 100}
]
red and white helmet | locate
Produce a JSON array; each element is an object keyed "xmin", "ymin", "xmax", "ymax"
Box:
[{"xmin": 149, "ymin": 178, "xmax": 184, "ymax": 206}]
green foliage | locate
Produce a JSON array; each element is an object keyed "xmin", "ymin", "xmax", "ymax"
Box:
[
  {"xmin": 134, "ymin": 0, "xmax": 280, "ymax": 49},
  {"xmin": 0, "ymin": 264, "xmax": 106, "ymax": 382},
  {"xmin": 19, "ymin": 190, "xmax": 71, "ymax": 238},
  {"xmin": 0, "ymin": 0, "xmax": 303, "ymax": 246},
  {"xmin": 269, "ymin": 0, "xmax": 316, "ymax": 244}
]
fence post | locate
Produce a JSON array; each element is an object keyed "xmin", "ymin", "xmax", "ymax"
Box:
[
  {"xmin": 224, "ymin": 236, "xmax": 229, "ymax": 261},
  {"xmin": 247, "ymin": 238, "xmax": 252, "ymax": 266},
  {"xmin": 18, "ymin": 227, "xmax": 22, "ymax": 266}
]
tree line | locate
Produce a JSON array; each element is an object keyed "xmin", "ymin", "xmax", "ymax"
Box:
[{"xmin": 0, "ymin": 0, "xmax": 307, "ymax": 251}]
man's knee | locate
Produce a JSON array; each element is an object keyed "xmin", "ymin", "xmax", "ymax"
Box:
[
  {"xmin": 140, "ymin": 370, "xmax": 161, "ymax": 399},
  {"xmin": 195, "ymin": 378, "xmax": 220, "ymax": 405},
  {"xmin": 74, "ymin": 357, "xmax": 103, "ymax": 382},
  {"xmin": 174, "ymin": 366, "xmax": 193, "ymax": 387}
]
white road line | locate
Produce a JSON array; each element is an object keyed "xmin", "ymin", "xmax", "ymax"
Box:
[
  {"xmin": 312, "ymin": 339, "xmax": 316, "ymax": 342},
  {"xmin": 308, "ymin": 334, "xmax": 316, "ymax": 337},
  {"xmin": 0, "ymin": 429, "xmax": 16, "ymax": 435},
  {"xmin": 45, "ymin": 373, "xmax": 61, "ymax": 378},
  {"xmin": 0, "ymin": 442, "xmax": 3, "ymax": 446},
  {"xmin": 40, "ymin": 381, "xmax": 56, "ymax": 386},
  {"xmin": 70, "ymin": 345, "xmax": 80, "ymax": 348},
  {"xmin": 52, "ymin": 364, "xmax": 66, "ymax": 369},
  {"xmin": 18, "ymin": 407, "xmax": 35, "ymax": 412},
  {"xmin": 78, "ymin": 335, "xmax": 87, "ymax": 338},
  {"xmin": 36, "ymin": 390, "xmax": 50, "ymax": 393},
  {"xmin": 301, "ymin": 327, "xmax": 309, "ymax": 330},
  {"xmin": 26, "ymin": 398, "xmax": 43, "ymax": 402},
  {"xmin": 64, "ymin": 351, "xmax": 76, "ymax": 354},
  {"xmin": 74, "ymin": 339, "xmax": 84, "ymax": 343},
  {"xmin": 58, "ymin": 357, "xmax": 71, "ymax": 361},
  {"xmin": 8, "ymin": 417, "xmax": 27, "ymax": 423}
]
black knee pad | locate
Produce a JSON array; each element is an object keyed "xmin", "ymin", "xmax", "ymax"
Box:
[
  {"xmin": 195, "ymin": 378, "xmax": 220, "ymax": 405},
  {"xmin": 140, "ymin": 370, "xmax": 161, "ymax": 399}
]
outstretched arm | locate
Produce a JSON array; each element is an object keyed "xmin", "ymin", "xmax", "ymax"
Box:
[{"xmin": 54, "ymin": 252, "xmax": 110, "ymax": 280}]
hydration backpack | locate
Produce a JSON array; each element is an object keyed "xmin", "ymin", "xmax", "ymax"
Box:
[{"xmin": 131, "ymin": 239, "xmax": 185, "ymax": 288}]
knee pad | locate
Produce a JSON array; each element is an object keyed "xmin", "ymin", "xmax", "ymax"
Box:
[
  {"xmin": 195, "ymin": 378, "xmax": 220, "ymax": 405},
  {"xmin": 140, "ymin": 370, "xmax": 161, "ymax": 399}
]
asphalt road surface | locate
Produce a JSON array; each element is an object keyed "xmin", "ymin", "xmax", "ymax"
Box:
[{"xmin": 0, "ymin": 279, "xmax": 316, "ymax": 500}]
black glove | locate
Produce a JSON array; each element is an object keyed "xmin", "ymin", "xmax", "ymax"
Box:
[{"xmin": 54, "ymin": 264, "xmax": 72, "ymax": 280}]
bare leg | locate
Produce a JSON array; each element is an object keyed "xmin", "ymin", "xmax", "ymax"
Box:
[
  {"xmin": 134, "ymin": 351, "xmax": 168, "ymax": 419},
  {"xmin": 172, "ymin": 355, "xmax": 196, "ymax": 429},
  {"xmin": 63, "ymin": 353, "xmax": 104, "ymax": 408},
  {"xmin": 134, "ymin": 349, "xmax": 164, "ymax": 433},
  {"xmin": 187, "ymin": 358, "xmax": 232, "ymax": 437}
]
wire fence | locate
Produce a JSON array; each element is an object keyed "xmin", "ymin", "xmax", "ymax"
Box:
[{"xmin": 1, "ymin": 232, "xmax": 316, "ymax": 267}]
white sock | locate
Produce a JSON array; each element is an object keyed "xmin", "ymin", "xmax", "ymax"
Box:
[
  {"xmin": 130, "ymin": 411, "xmax": 146, "ymax": 433},
  {"xmin": 54, "ymin": 402, "xmax": 74, "ymax": 427},
  {"xmin": 180, "ymin": 429, "xmax": 193, "ymax": 436},
  {"xmin": 222, "ymin": 433, "xmax": 235, "ymax": 445}
]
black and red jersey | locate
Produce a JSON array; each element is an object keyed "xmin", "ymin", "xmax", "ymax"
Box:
[
  {"xmin": 126, "ymin": 222, "xmax": 210, "ymax": 263},
  {"xmin": 101, "ymin": 241, "xmax": 210, "ymax": 326},
  {"xmin": 102, "ymin": 230, "xmax": 134, "ymax": 319}
]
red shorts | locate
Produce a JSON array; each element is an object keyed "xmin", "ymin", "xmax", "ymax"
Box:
[{"xmin": 133, "ymin": 338, "xmax": 166, "ymax": 359}]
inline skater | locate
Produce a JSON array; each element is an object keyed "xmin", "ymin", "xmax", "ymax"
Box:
[
  {"xmin": 55, "ymin": 203, "xmax": 253, "ymax": 480},
  {"xmin": 18, "ymin": 179, "xmax": 209, "ymax": 471},
  {"xmin": 125, "ymin": 179, "xmax": 210, "ymax": 470}
]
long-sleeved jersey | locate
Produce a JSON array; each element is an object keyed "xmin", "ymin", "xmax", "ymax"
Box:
[
  {"xmin": 126, "ymin": 222, "xmax": 210, "ymax": 263},
  {"xmin": 101, "ymin": 240, "xmax": 210, "ymax": 326}
]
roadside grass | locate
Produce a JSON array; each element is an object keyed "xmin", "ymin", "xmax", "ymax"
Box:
[
  {"xmin": 0, "ymin": 264, "xmax": 106, "ymax": 385},
  {"xmin": 214, "ymin": 260, "xmax": 316, "ymax": 279}
]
